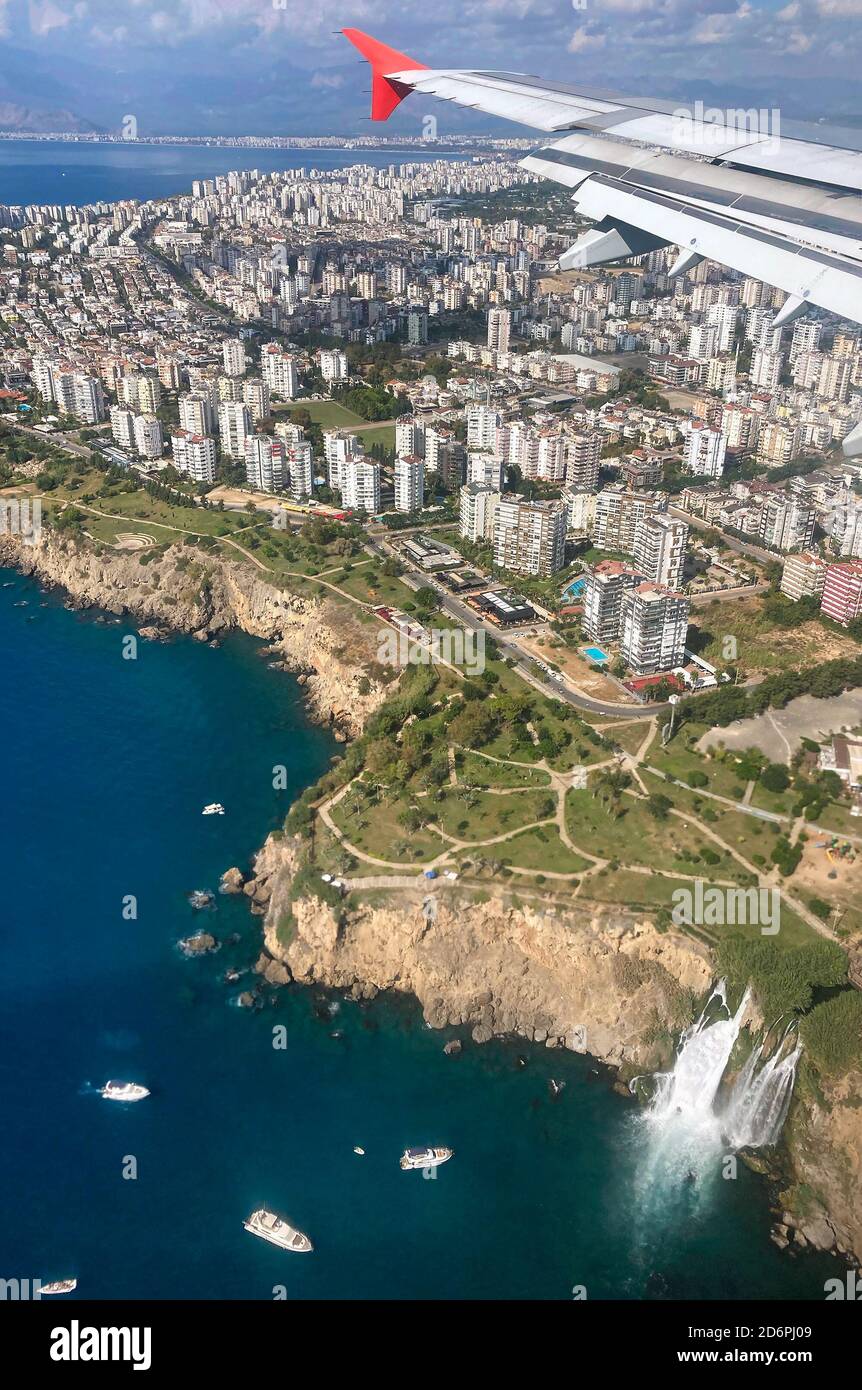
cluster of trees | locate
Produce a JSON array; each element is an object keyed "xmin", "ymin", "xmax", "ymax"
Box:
[
  {"xmin": 716, "ymin": 936, "xmax": 848, "ymax": 1024},
  {"xmin": 799, "ymin": 990, "xmax": 862, "ymax": 1077},
  {"xmin": 333, "ymin": 384, "xmax": 404, "ymax": 421},
  {"xmin": 681, "ymin": 653, "xmax": 862, "ymax": 728}
]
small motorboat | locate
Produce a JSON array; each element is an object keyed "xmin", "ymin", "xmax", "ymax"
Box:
[
  {"xmin": 243, "ymin": 1209, "xmax": 312, "ymax": 1252},
  {"xmin": 399, "ymin": 1146, "xmax": 453, "ymax": 1171},
  {"xmin": 101, "ymin": 1081, "xmax": 150, "ymax": 1103},
  {"xmin": 353, "ymin": 1146, "xmax": 365, "ymax": 1156}
]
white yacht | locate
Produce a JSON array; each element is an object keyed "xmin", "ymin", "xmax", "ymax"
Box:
[
  {"xmin": 40, "ymin": 1279, "xmax": 77, "ymax": 1295},
  {"xmin": 399, "ymin": 1146, "xmax": 453, "ymax": 1171},
  {"xmin": 243, "ymin": 1208, "xmax": 313, "ymax": 1253},
  {"xmin": 101, "ymin": 1081, "xmax": 150, "ymax": 1103},
  {"xmin": 202, "ymin": 803, "xmax": 225, "ymax": 816}
]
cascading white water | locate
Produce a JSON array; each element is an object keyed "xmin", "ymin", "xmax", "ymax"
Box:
[
  {"xmin": 723, "ymin": 1027, "xmax": 801, "ymax": 1149},
  {"xmin": 637, "ymin": 982, "xmax": 800, "ymax": 1179},
  {"xmin": 627, "ymin": 982, "xmax": 801, "ymax": 1273}
]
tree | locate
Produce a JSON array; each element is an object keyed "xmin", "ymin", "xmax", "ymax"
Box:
[{"xmin": 760, "ymin": 763, "xmax": 790, "ymax": 793}]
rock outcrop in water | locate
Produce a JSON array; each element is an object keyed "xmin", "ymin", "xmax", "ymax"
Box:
[{"xmin": 0, "ymin": 530, "xmax": 389, "ymax": 737}]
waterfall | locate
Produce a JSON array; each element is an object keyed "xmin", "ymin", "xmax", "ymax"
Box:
[
  {"xmin": 639, "ymin": 982, "xmax": 800, "ymax": 1170},
  {"xmin": 722, "ymin": 1026, "xmax": 801, "ymax": 1149},
  {"xmin": 627, "ymin": 982, "xmax": 801, "ymax": 1270}
]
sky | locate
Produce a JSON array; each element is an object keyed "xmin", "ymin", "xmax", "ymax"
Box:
[{"xmin": 1, "ymin": 0, "xmax": 861, "ymax": 135}]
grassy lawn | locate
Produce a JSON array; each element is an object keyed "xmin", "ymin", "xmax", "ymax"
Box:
[
  {"xmin": 807, "ymin": 803, "xmax": 861, "ymax": 838},
  {"xmin": 431, "ymin": 786, "xmax": 556, "ymax": 841},
  {"xmin": 291, "ymin": 400, "xmax": 367, "ymax": 429},
  {"xmin": 749, "ymin": 783, "xmax": 796, "ymax": 817},
  {"xmin": 329, "ymin": 793, "xmax": 444, "ymax": 864},
  {"xmin": 566, "ymin": 786, "xmax": 747, "ymax": 880},
  {"xmin": 496, "ymin": 826, "xmax": 590, "ymax": 874},
  {"xmin": 606, "ymin": 721, "xmax": 654, "ymax": 756},
  {"xmin": 647, "ymin": 736, "xmax": 753, "ymax": 801},
  {"xmin": 580, "ymin": 870, "xmax": 818, "ymax": 948},
  {"xmin": 455, "ymin": 751, "xmax": 551, "ymax": 789}
]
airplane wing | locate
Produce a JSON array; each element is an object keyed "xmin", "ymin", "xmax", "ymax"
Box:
[{"xmin": 340, "ymin": 27, "xmax": 862, "ymax": 333}]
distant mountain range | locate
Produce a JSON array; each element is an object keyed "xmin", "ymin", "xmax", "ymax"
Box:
[{"xmin": 0, "ymin": 102, "xmax": 101, "ymax": 134}]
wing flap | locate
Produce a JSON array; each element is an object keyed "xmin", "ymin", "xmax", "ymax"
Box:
[{"xmin": 566, "ymin": 173, "xmax": 862, "ymax": 322}]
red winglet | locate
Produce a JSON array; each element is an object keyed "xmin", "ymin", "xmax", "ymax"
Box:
[{"xmin": 341, "ymin": 27, "xmax": 428, "ymax": 121}]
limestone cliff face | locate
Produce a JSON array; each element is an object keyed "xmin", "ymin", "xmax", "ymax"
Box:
[
  {"xmin": 782, "ymin": 1073, "xmax": 862, "ymax": 1261},
  {"xmin": 253, "ymin": 835, "xmax": 713, "ymax": 1068},
  {"xmin": 0, "ymin": 530, "xmax": 387, "ymax": 735}
]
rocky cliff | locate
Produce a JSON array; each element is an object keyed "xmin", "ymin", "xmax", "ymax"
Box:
[
  {"xmin": 778, "ymin": 1073, "xmax": 862, "ymax": 1262},
  {"xmin": 0, "ymin": 530, "xmax": 388, "ymax": 735},
  {"xmin": 251, "ymin": 834, "xmax": 714, "ymax": 1069}
]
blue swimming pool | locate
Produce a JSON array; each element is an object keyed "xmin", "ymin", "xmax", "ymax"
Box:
[
  {"xmin": 564, "ymin": 577, "xmax": 586, "ymax": 598},
  {"xmin": 582, "ymin": 646, "xmax": 610, "ymax": 663}
]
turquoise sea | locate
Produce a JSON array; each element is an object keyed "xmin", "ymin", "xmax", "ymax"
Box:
[{"xmin": 0, "ymin": 569, "xmax": 845, "ymax": 1299}]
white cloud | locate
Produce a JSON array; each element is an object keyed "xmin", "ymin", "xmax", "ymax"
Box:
[
  {"xmin": 817, "ymin": 0, "xmax": 862, "ymax": 13},
  {"xmin": 568, "ymin": 24, "xmax": 606, "ymax": 53},
  {"xmin": 29, "ymin": 0, "xmax": 72, "ymax": 35},
  {"xmin": 310, "ymin": 71, "xmax": 344, "ymax": 90}
]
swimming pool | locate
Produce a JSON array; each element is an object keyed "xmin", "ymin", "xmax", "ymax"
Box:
[
  {"xmin": 582, "ymin": 646, "xmax": 610, "ymax": 663},
  {"xmin": 564, "ymin": 577, "xmax": 586, "ymax": 598}
]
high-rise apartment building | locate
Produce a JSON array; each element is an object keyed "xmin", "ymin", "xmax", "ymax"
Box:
[{"xmin": 493, "ymin": 497, "xmax": 566, "ymax": 577}]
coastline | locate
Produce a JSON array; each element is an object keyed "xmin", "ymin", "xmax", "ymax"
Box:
[{"xmin": 4, "ymin": 527, "xmax": 861, "ymax": 1269}]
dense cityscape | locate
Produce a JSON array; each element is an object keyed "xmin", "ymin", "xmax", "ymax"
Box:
[{"xmin": 3, "ymin": 151, "xmax": 862, "ymax": 704}]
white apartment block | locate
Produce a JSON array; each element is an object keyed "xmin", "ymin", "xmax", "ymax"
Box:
[
  {"xmin": 218, "ymin": 401, "xmax": 252, "ymax": 459},
  {"xmin": 179, "ymin": 394, "xmax": 216, "ymax": 436},
  {"xmin": 751, "ymin": 348, "xmax": 784, "ymax": 391},
  {"xmin": 319, "ymin": 348, "xmax": 349, "ymax": 383},
  {"xmin": 780, "ymin": 552, "xmax": 829, "ymax": 602},
  {"xmin": 633, "ymin": 514, "xmax": 688, "ymax": 590},
  {"xmin": 459, "ymin": 483, "xmax": 500, "ymax": 542},
  {"xmin": 620, "ymin": 583, "xmax": 690, "ymax": 675},
  {"xmin": 685, "ymin": 423, "xmax": 727, "ymax": 479},
  {"xmin": 466, "ymin": 403, "xmax": 502, "ymax": 450},
  {"xmin": 133, "ymin": 414, "xmax": 163, "ymax": 460},
  {"xmin": 563, "ymin": 487, "xmax": 597, "ymax": 534},
  {"xmin": 324, "ymin": 430, "xmax": 363, "ymax": 491},
  {"xmin": 222, "ymin": 340, "xmax": 247, "ymax": 377},
  {"xmin": 758, "ymin": 495, "xmax": 816, "ymax": 552},
  {"xmin": 493, "ymin": 497, "xmax": 566, "ymax": 577},
  {"xmin": 593, "ymin": 488, "xmax": 667, "ymax": 553},
  {"xmin": 342, "ymin": 458, "xmax": 381, "ymax": 514},
  {"xmin": 467, "ymin": 453, "xmax": 505, "ymax": 490},
  {"xmin": 487, "ymin": 308, "xmax": 511, "ymax": 353},
  {"xmin": 394, "ymin": 456, "xmax": 425, "ymax": 514},
  {"xmin": 835, "ymin": 500, "xmax": 862, "ymax": 559},
  {"xmin": 564, "ymin": 433, "xmax": 601, "ymax": 491},
  {"xmin": 171, "ymin": 432, "xmax": 217, "ymax": 484},
  {"xmin": 396, "ymin": 414, "xmax": 425, "ymax": 458},
  {"xmin": 285, "ymin": 440, "xmax": 314, "ymax": 500},
  {"xmin": 110, "ymin": 405, "xmax": 136, "ymax": 450},
  {"xmin": 582, "ymin": 561, "xmax": 643, "ymax": 644},
  {"xmin": 244, "ymin": 435, "xmax": 286, "ymax": 492},
  {"xmin": 261, "ymin": 346, "xmax": 298, "ymax": 399},
  {"xmin": 789, "ymin": 319, "xmax": 823, "ymax": 365}
]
